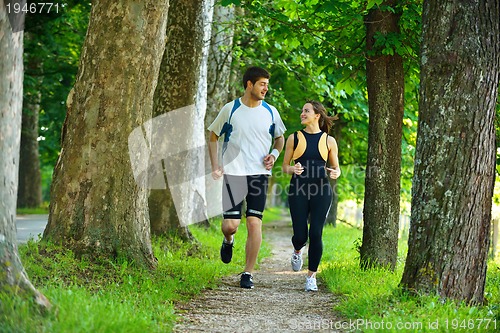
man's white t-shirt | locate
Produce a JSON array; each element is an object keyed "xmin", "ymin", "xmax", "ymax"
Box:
[{"xmin": 208, "ymin": 98, "xmax": 286, "ymax": 176}]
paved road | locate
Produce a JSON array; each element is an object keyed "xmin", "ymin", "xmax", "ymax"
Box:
[{"xmin": 16, "ymin": 214, "xmax": 48, "ymax": 243}]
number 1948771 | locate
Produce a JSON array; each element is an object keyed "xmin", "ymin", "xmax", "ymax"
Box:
[{"xmin": 6, "ymin": 2, "xmax": 61, "ymax": 14}]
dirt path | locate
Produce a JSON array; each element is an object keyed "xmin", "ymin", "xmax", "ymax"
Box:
[{"xmin": 173, "ymin": 218, "xmax": 346, "ymax": 332}]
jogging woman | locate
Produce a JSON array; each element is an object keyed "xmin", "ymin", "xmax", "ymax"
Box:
[{"xmin": 282, "ymin": 100, "xmax": 341, "ymax": 291}]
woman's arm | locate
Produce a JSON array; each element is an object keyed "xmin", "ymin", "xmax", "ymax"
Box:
[
  {"xmin": 282, "ymin": 134, "xmax": 303, "ymax": 175},
  {"xmin": 325, "ymin": 135, "xmax": 341, "ymax": 179}
]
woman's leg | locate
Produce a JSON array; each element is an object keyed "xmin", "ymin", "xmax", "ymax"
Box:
[
  {"xmin": 288, "ymin": 181, "xmax": 309, "ymax": 251},
  {"xmin": 307, "ymin": 180, "xmax": 332, "ymax": 273}
]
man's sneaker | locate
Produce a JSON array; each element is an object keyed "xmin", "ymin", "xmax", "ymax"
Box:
[
  {"xmin": 240, "ymin": 272, "xmax": 254, "ymax": 289},
  {"xmin": 305, "ymin": 276, "xmax": 318, "ymax": 291},
  {"xmin": 291, "ymin": 251, "xmax": 303, "ymax": 272},
  {"xmin": 220, "ymin": 240, "xmax": 233, "ymax": 264}
]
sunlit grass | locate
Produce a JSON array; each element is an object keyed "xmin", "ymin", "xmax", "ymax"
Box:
[
  {"xmin": 321, "ymin": 223, "xmax": 500, "ymax": 332},
  {"xmin": 2, "ymin": 213, "xmax": 274, "ymax": 332},
  {"xmin": 16, "ymin": 203, "xmax": 50, "ymax": 215},
  {"xmin": 6, "ymin": 208, "xmax": 498, "ymax": 332}
]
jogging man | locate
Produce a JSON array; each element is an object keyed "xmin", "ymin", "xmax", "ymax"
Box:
[{"xmin": 207, "ymin": 66, "xmax": 286, "ymax": 289}]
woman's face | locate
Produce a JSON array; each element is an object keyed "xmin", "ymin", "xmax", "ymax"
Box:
[{"xmin": 300, "ymin": 103, "xmax": 319, "ymax": 125}]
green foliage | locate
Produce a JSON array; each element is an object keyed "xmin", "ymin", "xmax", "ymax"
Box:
[
  {"xmin": 30, "ymin": 0, "xmax": 425, "ymax": 206},
  {"xmin": 321, "ymin": 224, "xmax": 499, "ymax": 332},
  {"xmin": 221, "ymin": 0, "xmax": 422, "ymax": 204},
  {"xmin": 23, "ymin": 1, "xmax": 91, "ymax": 200}
]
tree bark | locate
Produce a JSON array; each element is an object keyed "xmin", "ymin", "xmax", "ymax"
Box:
[
  {"xmin": 400, "ymin": 0, "xmax": 499, "ymax": 304},
  {"xmin": 18, "ymin": 34, "xmax": 43, "ymax": 208},
  {"xmin": 0, "ymin": 3, "xmax": 50, "ymax": 309},
  {"xmin": 360, "ymin": 0, "xmax": 404, "ymax": 270},
  {"xmin": 204, "ymin": 3, "xmax": 235, "ymax": 222},
  {"xmin": 206, "ymin": 3, "xmax": 235, "ymax": 127},
  {"xmin": 44, "ymin": 0, "xmax": 169, "ymax": 269},
  {"xmin": 149, "ymin": 0, "xmax": 213, "ymax": 238}
]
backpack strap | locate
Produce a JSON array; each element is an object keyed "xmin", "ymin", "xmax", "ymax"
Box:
[
  {"xmin": 292, "ymin": 130, "xmax": 307, "ymax": 160},
  {"xmin": 220, "ymin": 99, "xmax": 275, "ymax": 152},
  {"xmin": 261, "ymin": 101, "xmax": 274, "ymax": 122},
  {"xmin": 227, "ymin": 98, "xmax": 241, "ymax": 124},
  {"xmin": 262, "ymin": 101, "xmax": 275, "ymax": 137},
  {"xmin": 318, "ymin": 132, "xmax": 329, "ymax": 161},
  {"xmin": 219, "ymin": 99, "xmax": 242, "ymax": 154},
  {"xmin": 219, "ymin": 99, "xmax": 241, "ymax": 142}
]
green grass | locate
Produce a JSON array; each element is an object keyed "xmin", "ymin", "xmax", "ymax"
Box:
[
  {"xmin": 2, "ymin": 216, "xmax": 269, "ymax": 333},
  {"xmin": 16, "ymin": 203, "xmax": 50, "ymax": 215},
  {"xmin": 320, "ymin": 223, "xmax": 500, "ymax": 332},
  {"xmin": 4, "ymin": 208, "xmax": 498, "ymax": 332}
]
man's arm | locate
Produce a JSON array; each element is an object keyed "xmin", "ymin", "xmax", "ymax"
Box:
[
  {"xmin": 208, "ymin": 131, "xmax": 223, "ymax": 179},
  {"xmin": 263, "ymin": 135, "xmax": 285, "ymax": 170}
]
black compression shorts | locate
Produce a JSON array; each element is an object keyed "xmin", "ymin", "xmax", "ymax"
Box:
[{"xmin": 222, "ymin": 174, "xmax": 269, "ymax": 220}]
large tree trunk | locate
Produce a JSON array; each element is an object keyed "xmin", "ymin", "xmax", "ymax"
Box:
[
  {"xmin": 206, "ymin": 3, "xmax": 235, "ymax": 127},
  {"xmin": 226, "ymin": 6, "xmax": 245, "ymax": 102},
  {"xmin": 0, "ymin": 3, "xmax": 50, "ymax": 309},
  {"xmin": 195, "ymin": 0, "xmax": 214, "ymax": 227},
  {"xmin": 204, "ymin": 3, "xmax": 235, "ymax": 221},
  {"xmin": 400, "ymin": 0, "xmax": 499, "ymax": 304},
  {"xmin": 18, "ymin": 34, "xmax": 43, "ymax": 208},
  {"xmin": 44, "ymin": 0, "xmax": 169, "ymax": 269},
  {"xmin": 149, "ymin": 0, "xmax": 213, "ymax": 238},
  {"xmin": 360, "ymin": 0, "xmax": 404, "ymax": 270}
]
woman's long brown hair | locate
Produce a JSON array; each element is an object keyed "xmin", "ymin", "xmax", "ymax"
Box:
[{"xmin": 307, "ymin": 100, "xmax": 339, "ymax": 133}]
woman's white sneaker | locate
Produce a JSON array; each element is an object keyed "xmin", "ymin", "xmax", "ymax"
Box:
[
  {"xmin": 305, "ymin": 276, "xmax": 318, "ymax": 291},
  {"xmin": 291, "ymin": 252, "xmax": 303, "ymax": 271}
]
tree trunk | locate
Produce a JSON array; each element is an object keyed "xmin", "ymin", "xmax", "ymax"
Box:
[
  {"xmin": 196, "ymin": 0, "xmax": 214, "ymax": 228},
  {"xmin": 18, "ymin": 35, "xmax": 43, "ymax": 208},
  {"xmin": 44, "ymin": 0, "xmax": 169, "ymax": 269},
  {"xmin": 0, "ymin": 4, "xmax": 50, "ymax": 309},
  {"xmin": 206, "ymin": 3, "xmax": 235, "ymax": 127},
  {"xmin": 227, "ymin": 6, "xmax": 245, "ymax": 102},
  {"xmin": 400, "ymin": 0, "xmax": 499, "ymax": 304},
  {"xmin": 149, "ymin": 0, "xmax": 212, "ymax": 238},
  {"xmin": 360, "ymin": 0, "xmax": 404, "ymax": 270},
  {"xmin": 203, "ymin": 4, "xmax": 235, "ymax": 222}
]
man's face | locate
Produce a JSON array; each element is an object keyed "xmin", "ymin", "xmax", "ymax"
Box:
[{"xmin": 249, "ymin": 78, "xmax": 269, "ymax": 100}]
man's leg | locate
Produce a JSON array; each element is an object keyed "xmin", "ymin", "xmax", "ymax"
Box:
[
  {"xmin": 243, "ymin": 175, "xmax": 268, "ymax": 273},
  {"xmin": 244, "ymin": 216, "xmax": 262, "ymax": 273},
  {"xmin": 220, "ymin": 175, "xmax": 245, "ymax": 263},
  {"xmin": 220, "ymin": 217, "xmax": 241, "ymax": 264},
  {"xmin": 221, "ymin": 218, "xmax": 240, "ymax": 243}
]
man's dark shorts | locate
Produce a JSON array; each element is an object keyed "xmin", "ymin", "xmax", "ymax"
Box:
[{"xmin": 222, "ymin": 174, "xmax": 269, "ymax": 220}]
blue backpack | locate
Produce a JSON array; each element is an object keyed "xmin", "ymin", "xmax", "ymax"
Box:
[{"xmin": 219, "ymin": 99, "xmax": 276, "ymax": 153}]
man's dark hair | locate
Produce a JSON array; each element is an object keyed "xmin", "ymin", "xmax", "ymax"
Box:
[{"xmin": 242, "ymin": 66, "xmax": 270, "ymax": 89}]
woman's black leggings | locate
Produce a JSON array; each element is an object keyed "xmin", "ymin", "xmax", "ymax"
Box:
[{"xmin": 288, "ymin": 176, "xmax": 332, "ymax": 272}]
